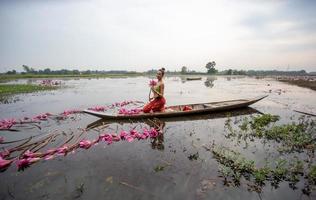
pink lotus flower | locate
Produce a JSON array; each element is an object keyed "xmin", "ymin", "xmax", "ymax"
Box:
[
  {"xmin": 119, "ymin": 131, "xmax": 134, "ymax": 142},
  {"xmin": 111, "ymin": 134, "xmax": 121, "ymax": 142},
  {"xmin": 33, "ymin": 113, "xmax": 52, "ymax": 121},
  {"xmin": 61, "ymin": 109, "xmax": 82, "ymax": 116},
  {"xmin": 22, "ymin": 150, "xmax": 38, "ymax": 159},
  {"xmin": 149, "ymin": 79, "xmax": 157, "ymax": 87},
  {"xmin": 120, "ymin": 100, "xmax": 133, "ymax": 107},
  {"xmin": 88, "ymin": 106, "xmax": 108, "ymax": 112},
  {"xmin": 40, "ymin": 80, "xmax": 61, "ymax": 86},
  {"xmin": 149, "ymin": 128, "xmax": 159, "ymax": 138},
  {"xmin": 79, "ymin": 140, "xmax": 93, "ymax": 149},
  {"xmin": 125, "ymin": 135, "xmax": 134, "ymax": 142},
  {"xmin": 137, "ymin": 132, "xmax": 148, "ymax": 139},
  {"xmin": 112, "ymin": 100, "xmax": 135, "ymax": 108},
  {"xmin": 118, "ymin": 108, "xmax": 142, "ymax": 115},
  {"xmin": 16, "ymin": 157, "xmax": 41, "ymax": 170},
  {"xmin": 0, "ymin": 156, "xmax": 13, "ymax": 169},
  {"xmin": 143, "ymin": 128, "xmax": 159, "ymax": 138},
  {"xmin": 129, "ymin": 129, "xmax": 138, "ymax": 137},
  {"xmin": 119, "ymin": 131, "xmax": 128, "ymax": 139},
  {"xmin": 105, "ymin": 135, "xmax": 113, "ymax": 145},
  {"xmin": 99, "ymin": 133, "xmax": 113, "ymax": 145},
  {"xmin": 142, "ymin": 129, "xmax": 150, "ymax": 138},
  {"xmin": 57, "ymin": 146, "xmax": 68, "ymax": 156},
  {"xmin": 0, "ymin": 118, "xmax": 17, "ymax": 130}
]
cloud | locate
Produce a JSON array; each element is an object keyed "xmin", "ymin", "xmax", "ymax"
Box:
[{"xmin": 0, "ymin": 0, "xmax": 315, "ymax": 72}]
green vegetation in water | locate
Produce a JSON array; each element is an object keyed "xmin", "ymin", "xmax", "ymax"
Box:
[
  {"xmin": 188, "ymin": 152, "xmax": 199, "ymax": 161},
  {"xmin": 0, "ymin": 84, "xmax": 57, "ymax": 96},
  {"xmin": 211, "ymin": 145, "xmax": 316, "ymax": 193},
  {"xmin": 154, "ymin": 165, "xmax": 165, "ymax": 172},
  {"xmin": 225, "ymin": 114, "xmax": 316, "ymax": 152},
  {"xmin": 218, "ymin": 114, "xmax": 316, "ymax": 194}
]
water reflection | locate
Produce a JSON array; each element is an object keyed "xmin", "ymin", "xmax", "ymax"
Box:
[
  {"xmin": 1, "ymin": 76, "xmax": 316, "ymax": 200},
  {"xmin": 145, "ymin": 119, "xmax": 166, "ymax": 151},
  {"xmin": 204, "ymin": 76, "xmax": 217, "ymax": 88},
  {"xmin": 0, "ymin": 95, "xmax": 20, "ymax": 104}
]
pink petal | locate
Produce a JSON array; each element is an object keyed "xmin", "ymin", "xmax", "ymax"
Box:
[
  {"xmin": 125, "ymin": 136, "xmax": 134, "ymax": 142},
  {"xmin": 44, "ymin": 155, "xmax": 54, "ymax": 160},
  {"xmin": 0, "ymin": 156, "xmax": 13, "ymax": 169}
]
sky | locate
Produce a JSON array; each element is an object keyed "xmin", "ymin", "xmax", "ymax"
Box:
[{"xmin": 0, "ymin": 0, "xmax": 316, "ymax": 72}]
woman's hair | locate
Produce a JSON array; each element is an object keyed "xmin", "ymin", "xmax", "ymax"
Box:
[{"xmin": 159, "ymin": 68, "xmax": 165, "ymax": 77}]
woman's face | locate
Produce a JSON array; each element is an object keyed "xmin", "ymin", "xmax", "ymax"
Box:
[{"xmin": 156, "ymin": 71, "xmax": 162, "ymax": 79}]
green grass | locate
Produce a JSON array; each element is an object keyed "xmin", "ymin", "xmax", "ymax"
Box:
[{"xmin": 0, "ymin": 84, "xmax": 56, "ymax": 95}]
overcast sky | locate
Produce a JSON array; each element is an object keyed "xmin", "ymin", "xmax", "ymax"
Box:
[{"xmin": 0, "ymin": 0, "xmax": 316, "ymax": 72}]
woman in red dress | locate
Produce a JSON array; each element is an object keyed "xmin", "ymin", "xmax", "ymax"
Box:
[{"xmin": 143, "ymin": 68, "xmax": 166, "ymax": 113}]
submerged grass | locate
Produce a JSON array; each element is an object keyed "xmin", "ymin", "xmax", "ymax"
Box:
[
  {"xmin": 219, "ymin": 114, "xmax": 316, "ymax": 194},
  {"xmin": 212, "ymin": 145, "xmax": 315, "ymax": 191},
  {"xmin": 225, "ymin": 114, "xmax": 316, "ymax": 152}
]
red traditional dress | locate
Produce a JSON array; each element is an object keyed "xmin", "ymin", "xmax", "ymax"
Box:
[{"xmin": 143, "ymin": 84, "xmax": 166, "ymax": 113}]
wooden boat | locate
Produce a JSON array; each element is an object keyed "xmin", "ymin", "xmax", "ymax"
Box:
[
  {"xmin": 186, "ymin": 77, "xmax": 202, "ymax": 81},
  {"xmin": 83, "ymin": 95, "xmax": 268, "ymax": 119},
  {"xmin": 86, "ymin": 107, "xmax": 261, "ymax": 130}
]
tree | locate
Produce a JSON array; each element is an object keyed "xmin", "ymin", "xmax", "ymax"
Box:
[
  {"xmin": 43, "ymin": 68, "xmax": 51, "ymax": 74},
  {"xmin": 227, "ymin": 69, "xmax": 233, "ymax": 75},
  {"xmin": 6, "ymin": 70, "xmax": 16, "ymax": 75},
  {"xmin": 205, "ymin": 61, "xmax": 217, "ymax": 74},
  {"xmin": 22, "ymin": 65, "xmax": 35, "ymax": 73},
  {"xmin": 181, "ymin": 66, "xmax": 187, "ymax": 74}
]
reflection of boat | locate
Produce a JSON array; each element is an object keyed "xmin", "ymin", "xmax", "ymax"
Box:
[
  {"xmin": 84, "ymin": 95, "xmax": 268, "ymax": 120},
  {"xmin": 86, "ymin": 107, "xmax": 261, "ymax": 129},
  {"xmin": 186, "ymin": 77, "xmax": 202, "ymax": 81}
]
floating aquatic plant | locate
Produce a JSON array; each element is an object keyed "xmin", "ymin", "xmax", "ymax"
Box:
[
  {"xmin": 154, "ymin": 165, "xmax": 165, "ymax": 172},
  {"xmin": 0, "ymin": 125, "xmax": 162, "ymax": 171},
  {"xmin": 209, "ymin": 143, "xmax": 316, "ymax": 193},
  {"xmin": 225, "ymin": 114, "xmax": 316, "ymax": 152},
  {"xmin": 39, "ymin": 80, "xmax": 61, "ymax": 86}
]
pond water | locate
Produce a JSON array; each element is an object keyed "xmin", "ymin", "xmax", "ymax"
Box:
[{"xmin": 0, "ymin": 76, "xmax": 315, "ymax": 200}]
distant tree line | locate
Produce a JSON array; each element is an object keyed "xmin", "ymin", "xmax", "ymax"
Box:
[
  {"xmin": 1, "ymin": 64, "xmax": 310, "ymax": 76},
  {"xmin": 3, "ymin": 65, "xmax": 138, "ymax": 75},
  {"xmin": 218, "ymin": 69, "xmax": 247, "ymax": 75},
  {"xmin": 243, "ymin": 69, "xmax": 308, "ymax": 76}
]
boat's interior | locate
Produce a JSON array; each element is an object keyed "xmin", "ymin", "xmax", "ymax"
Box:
[{"xmin": 166, "ymin": 99, "xmax": 248, "ymax": 112}]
